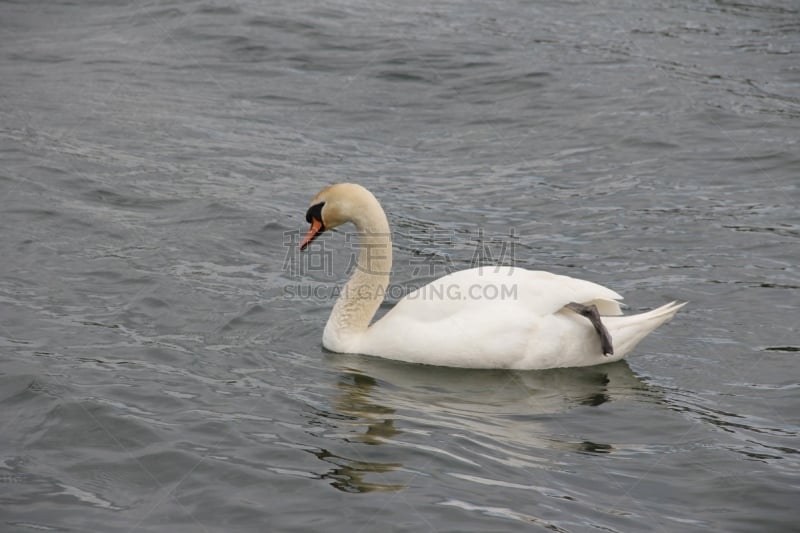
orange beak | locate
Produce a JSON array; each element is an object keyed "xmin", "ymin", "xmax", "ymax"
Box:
[{"xmin": 299, "ymin": 218, "xmax": 323, "ymax": 250}]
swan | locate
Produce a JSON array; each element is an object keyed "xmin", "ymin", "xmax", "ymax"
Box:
[{"xmin": 299, "ymin": 183, "xmax": 684, "ymax": 370}]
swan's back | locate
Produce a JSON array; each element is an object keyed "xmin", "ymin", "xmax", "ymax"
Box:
[
  {"xmin": 388, "ymin": 267, "xmax": 623, "ymax": 321},
  {"xmin": 358, "ymin": 267, "xmax": 637, "ymax": 368}
]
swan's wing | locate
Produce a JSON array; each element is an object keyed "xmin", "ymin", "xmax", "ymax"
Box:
[
  {"xmin": 384, "ymin": 266, "xmax": 622, "ymax": 323},
  {"xmin": 359, "ymin": 267, "xmax": 625, "ymax": 367}
]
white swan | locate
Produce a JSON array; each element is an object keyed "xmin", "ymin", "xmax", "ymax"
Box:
[{"xmin": 299, "ymin": 183, "xmax": 684, "ymax": 370}]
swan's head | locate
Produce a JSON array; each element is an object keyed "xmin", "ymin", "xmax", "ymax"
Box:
[{"xmin": 299, "ymin": 183, "xmax": 380, "ymax": 250}]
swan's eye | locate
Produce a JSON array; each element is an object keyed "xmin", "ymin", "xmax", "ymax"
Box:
[{"xmin": 305, "ymin": 202, "xmax": 326, "ymax": 230}]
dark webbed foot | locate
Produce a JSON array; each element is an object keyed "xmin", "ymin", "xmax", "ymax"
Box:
[{"xmin": 565, "ymin": 302, "xmax": 614, "ymax": 356}]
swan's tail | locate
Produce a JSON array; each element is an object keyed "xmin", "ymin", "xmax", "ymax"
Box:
[{"xmin": 605, "ymin": 301, "xmax": 687, "ymax": 358}]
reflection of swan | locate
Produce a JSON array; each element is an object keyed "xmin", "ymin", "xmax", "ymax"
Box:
[
  {"xmin": 332, "ymin": 371, "xmax": 401, "ymax": 445},
  {"xmin": 311, "ymin": 447, "xmax": 403, "ymax": 493},
  {"xmin": 310, "ymin": 370, "xmax": 405, "ymax": 493},
  {"xmin": 327, "ymin": 354, "xmax": 647, "ymax": 458},
  {"xmin": 310, "ymin": 356, "xmax": 648, "ymax": 493},
  {"xmin": 329, "ymin": 353, "xmax": 646, "ymax": 416},
  {"xmin": 300, "ymin": 183, "xmax": 684, "ymax": 369}
]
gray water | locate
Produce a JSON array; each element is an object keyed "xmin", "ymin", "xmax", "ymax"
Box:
[{"xmin": 2, "ymin": 1, "xmax": 799, "ymax": 531}]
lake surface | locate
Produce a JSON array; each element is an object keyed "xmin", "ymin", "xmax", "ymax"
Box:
[{"xmin": 1, "ymin": 0, "xmax": 798, "ymax": 531}]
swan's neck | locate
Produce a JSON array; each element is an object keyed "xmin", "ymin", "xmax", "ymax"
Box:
[{"xmin": 323, "ymin": 215, "xmax": 392, "ymax": 350}]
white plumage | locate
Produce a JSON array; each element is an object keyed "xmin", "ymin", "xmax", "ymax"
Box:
[{"xmin": 299, "ymin": 183, "xmax": 684, "ymax": 370}]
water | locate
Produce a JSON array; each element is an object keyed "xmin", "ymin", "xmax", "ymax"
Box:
[{"xmin": 1, "ymin": 0, "xmax": 798, "ymax": 531}]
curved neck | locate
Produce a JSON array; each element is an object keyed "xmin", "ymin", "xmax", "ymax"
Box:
[{"xmin": 324, "ymin": 210, "xmax": 392, "ymax": 346}]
